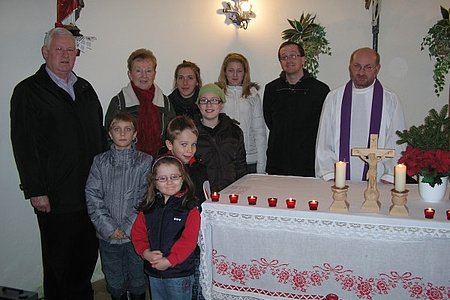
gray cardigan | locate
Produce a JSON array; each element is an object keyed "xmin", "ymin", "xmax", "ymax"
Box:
[{"xmin": 85, "ymin": 144, "xmax": 153, "ymax": 244}]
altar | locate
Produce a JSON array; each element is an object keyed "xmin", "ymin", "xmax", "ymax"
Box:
[{"xmin": 199, "ymin": 174, "xmax": 450, "ymax": 300}]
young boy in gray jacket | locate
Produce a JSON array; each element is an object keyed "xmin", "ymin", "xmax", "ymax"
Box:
[{"xmin": 86, "ymin": 112, "xmax": 153, "ymax": 300}]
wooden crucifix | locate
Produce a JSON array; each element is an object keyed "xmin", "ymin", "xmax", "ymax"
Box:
[{"xmin": 351, "ymin": 134, "xmax": 394, "ymax": 212}]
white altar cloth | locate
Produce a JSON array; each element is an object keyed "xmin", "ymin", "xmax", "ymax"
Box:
[{"xmin": 199, "ymin": 174, "xmax": 450, "ymax": 300}]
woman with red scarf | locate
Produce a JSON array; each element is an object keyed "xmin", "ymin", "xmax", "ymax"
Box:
[{"xmin": 105, "ymin": 49, "xmax": 175, "ymax": 157}]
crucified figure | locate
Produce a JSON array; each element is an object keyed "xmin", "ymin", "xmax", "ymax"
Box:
[{"xmin": 352, "ymin": 134, "xmax": 394, "ymax": 212}]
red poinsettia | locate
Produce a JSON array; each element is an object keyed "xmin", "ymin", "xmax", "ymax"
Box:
[{"xmin": 398, "ymin": 145, "xmax": 450, "ymax": 187}]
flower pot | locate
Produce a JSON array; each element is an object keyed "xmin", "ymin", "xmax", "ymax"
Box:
[{"xmin": 418, "ymin": 175, "xmax": 449, "ymax": 203}]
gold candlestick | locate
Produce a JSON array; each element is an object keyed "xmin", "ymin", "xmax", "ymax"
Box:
[
  {"xmin": 330, "ymin": 185, "xmax": 349, "ymax": 212},
  {"xmin": 389, "ymin": 188, "xmax": 409, "ymax": 216}
]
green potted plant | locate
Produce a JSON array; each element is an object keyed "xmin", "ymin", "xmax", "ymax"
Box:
[
  {"xmin": 396, "ymin": 104, "xmax": 450, "ymax": 188},
  {"xmin": 421, "ymin": 6, "xmax": 450, "ymax": 97},
  {"xmin": 281, "ymin": 13, "xmax": 331, "ymax": 77}
]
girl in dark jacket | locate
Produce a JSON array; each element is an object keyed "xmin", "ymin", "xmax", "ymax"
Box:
[
  {"xmin": 131, "ymin": 156, "xmax": 200, "ymax": 300},
  {"xmin": 193, "ymin": 83, "xmax": 247, "ymax": 192}
]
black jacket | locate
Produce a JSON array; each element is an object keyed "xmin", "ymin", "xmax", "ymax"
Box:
[
  {"xmin": 263, "ymin": 71, "xmax": 329, "ymax": 177},
  {"xmin": 194, "ymin": 113, "xmax": 247, "ymax": 192},
  {"xmin": 186, "ymin": 156, "xmax": 209, "ymax": 207},
  {"xmin": 168, "ymin": 88, "xmax": 200, "ymax": 119},
  {"xmin": 10, "ymin": 64, "xmax": 107, "ymax": 213}
]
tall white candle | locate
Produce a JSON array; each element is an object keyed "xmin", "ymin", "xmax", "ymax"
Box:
[
  {"xmin": 335, "ymin": 161, "xmax": 346, "ymax": 188},
  {"xmin": 394, "ymin": 164, "xmax": 406, "ymax": 192}
]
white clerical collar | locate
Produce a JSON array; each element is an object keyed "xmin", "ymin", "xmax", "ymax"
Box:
[{"xmin": 352, "ymin": 80, "xmax": 376, "ymax": 94}]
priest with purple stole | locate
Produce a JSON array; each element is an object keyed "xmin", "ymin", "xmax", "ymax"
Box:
[{"xmin": 315, "ymin": 47, "xmax": 406, "ymax": 183}]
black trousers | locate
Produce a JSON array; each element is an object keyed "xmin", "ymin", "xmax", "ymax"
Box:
[{"xmin": 37, "ymin": 210, "xmax": 98, "ymax": 300}]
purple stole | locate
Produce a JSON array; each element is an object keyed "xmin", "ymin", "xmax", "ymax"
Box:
[{"xmin": 339, "ymin": 79, "xmax": 383, "ymax": 180}]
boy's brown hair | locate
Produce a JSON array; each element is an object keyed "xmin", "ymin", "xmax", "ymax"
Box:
[{"xmin": 166, "ymin": 115, "xmax": 199, "ymax": 143}]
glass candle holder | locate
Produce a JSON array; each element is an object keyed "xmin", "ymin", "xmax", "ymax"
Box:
[
  {"xmin": 229, "ymin": 194, "xmax": 239, "ymax": 203},
  {"xmin": 424, "ymin": 208, "xmax": 435, "ymax": 219},
  {"xmin": 286, "ymin": 198, "xmax": 296, "ymax": 209},
  {"xmin": 268, "ymin": 197, "xmax": 277, "ymax": 207},
  {"xmin": 308, "ymin": 200, "xmax": 319, "ymax": 210},
  {"xmin": 211, "ymin": 192, "xmax": 220, "ymax": 202},
  {"xmin": 247, "ymin": 195, "xmax": 257, "ymax": 205}
]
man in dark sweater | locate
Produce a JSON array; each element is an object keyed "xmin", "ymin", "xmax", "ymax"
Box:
[{"xmin": 263, "ymin": 41, "xmax": 330, "ymax": 177}]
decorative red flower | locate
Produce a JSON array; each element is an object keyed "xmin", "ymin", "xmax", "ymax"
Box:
[
  {"xmin": 277, "ymin": 270, "xmax": 290, "ymax": 283},
  {"xmin": 231, "ymin": 265, "xmax": 246, "ymax": 282},
  {"xmin": 248, "ymin": 265, "xmax": 262, "ymax": 279},
  {"xmin": 217, "ymin": 261, "xmax": 228, "ymax": 274},
  {"xmin": 341, "ymin": 276, "xmax": 355, "ymax": 290},
  {"xmin": 292, "ymin": 273, "xmax": 307, "ymax": 290},
  {"xmin": 310, "ymin": 272, "xmax": 323, "ymax": 286},
  {"xmin": 375, "ymin": 279, "xmax": 389, "ymax": 294},
  {"xmin": 426, "ymin": 286, "xmax": 443, "ymax": 300},
  {"xmin": 357, "ymin": 280, "xmax": 373, "ymax": 296},
  {"xmin": 408, "ymin": 283, "xmax": 423, "ymax": 297}
]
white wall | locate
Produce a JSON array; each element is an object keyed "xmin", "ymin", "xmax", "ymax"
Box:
[{"xmin": 1, "ymin": 0, "xmax": 449, "ymax": 292}]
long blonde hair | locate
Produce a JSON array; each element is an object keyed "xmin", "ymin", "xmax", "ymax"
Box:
[{"xmin": 216, "ymin": 53, "xmax": 258, "ymax": 98}]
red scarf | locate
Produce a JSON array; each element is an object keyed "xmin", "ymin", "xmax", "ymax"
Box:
[{"xmin": 131, "ymin": 82, "xmax": 161, "ymax": 156}]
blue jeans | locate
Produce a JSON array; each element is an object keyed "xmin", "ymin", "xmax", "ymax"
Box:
[
  {"xmin": 99, "ymin": 239, "xmax": 147, "ymax": 298},
  {"xmin": 192, "ymin": 247, "xmax": 205, "ymax": 300},
  {"xmin": 149, "ymin": 275, "xmax": 194, "ymax": 300}
]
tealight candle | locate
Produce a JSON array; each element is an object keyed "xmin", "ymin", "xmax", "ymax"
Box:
[
  {"xmin": 335, "ymin": 161, "xmax": 346, "ymax": 188},
  {"xmin": 247, "ymin": 195, "xmax": 257, "ymax": 205},
  {"xmin": 446, "ymin": 210, "xmax": 450, "ymax": 220},
  {"xmin": 286, "ymin": 198, "xmax": 296, "ymax": 209},
  {"xmin": 229, "ymin": 194, "xmax": 239, "ymax": 203},
  {"xmin": 268, "ymin": 197, "xmax": 277, "ymax": 207},
  {"xmin": 308, "ymin": 200, "xmax": 319, "ymax": 210},
  {"xmin": 394, "ymin": 164, "xmax": 406, "ymax": 192},
  {"xmin": 325, "ymin": 294, "xmax": 339, "ymax": 300},
  {"xmin": 424, "ymin": 208, "xmax": 435, "ymax": 219},
  {"xmin": 211, "ymin": 192, "xmax": 220, "ymax": 202}
]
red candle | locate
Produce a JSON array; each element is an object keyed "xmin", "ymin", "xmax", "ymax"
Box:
[
  {"xmin": 308, "ymin": 200, "xmax": 319, "ymax": 210},
  {"xmin": 229, "ymin": 194, "xmax": 239, "ymax": 203},
  {"xmin": 286, "ymin": 198, "xmax": 296, "ymax": 209},
  {"xmin": 247, "ymin": 195, "xmax": 257, "ymax": 205},
  {"xmin": 268, "ymin": 197, "xmax": 277, "ymax": 207},
  {"xmin": 211, "ymin": 192, "xmax": 220, "ymax": 202},
  {"xmin": 446, "ymin": 210, "xmax": 450, "ymax": 220},
  {"xmin": 424, "ymin": 208, "xmax": 435, "ymax": 219}
]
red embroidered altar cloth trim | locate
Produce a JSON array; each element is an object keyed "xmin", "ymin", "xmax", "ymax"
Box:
[{"xmin": 199, "ymin": 174, "xmax": 450, "ymax": 300}]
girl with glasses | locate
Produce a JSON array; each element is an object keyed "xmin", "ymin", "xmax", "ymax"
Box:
[
  {"xmin": 193, "ymin": 83, "xmax": 247, "ymax": 192},
  {"xmin": 132, "ymin": 156, "xmax": 200, "ymax": 300}
]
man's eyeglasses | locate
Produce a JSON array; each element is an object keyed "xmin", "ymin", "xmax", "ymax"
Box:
[
  {"xmin": 350, "ymin": 64, "xmax": 377, "ymax": 72},
  {"xmin": 155, "ymin": 174, "xmax": 182, "ymax": 183},
  {"xmin": 279, "ymin": 54, "xmax": 302, "ymax": 61},
  {"xmin": 54, "ymin": 47, "xmax": 76, "ymax": 54},
  {"xmin": 198, "ymin": 98, "xmax": 221, "ymax": 105}
]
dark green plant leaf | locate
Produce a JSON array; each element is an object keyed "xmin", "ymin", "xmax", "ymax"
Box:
[{"xmin": 440, "ymin": 5, "xmax": 449, "ymax": 20}]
